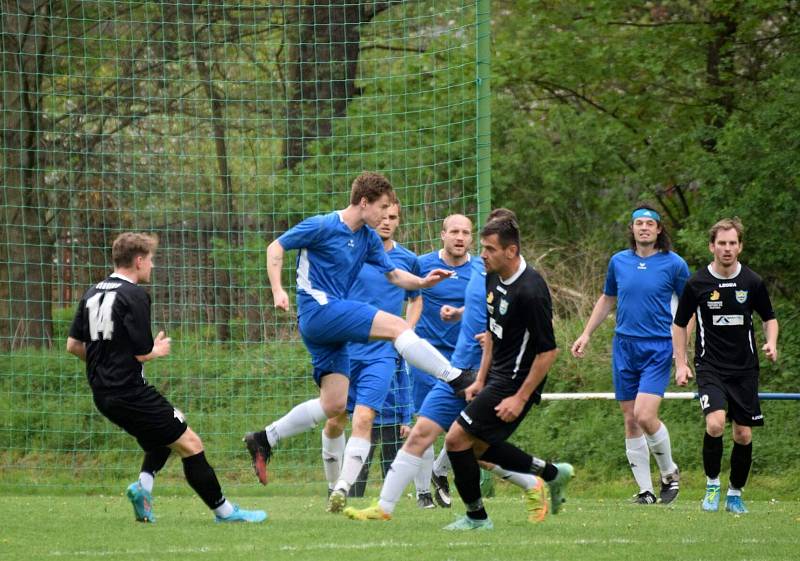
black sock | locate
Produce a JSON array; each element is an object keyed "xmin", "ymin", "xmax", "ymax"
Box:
[
  {"xmin": 729, "ymin": 441, "xmax": 753, "ymax": 490},
  {"xmin": 480, "ymin": 441, "xmax": 557, "ymax": 481},
  {"xmin": 703, "ymin": 432, "xmax": 723, "ymax": 479},
  {"xmin": 447, "ymin": 448, "xmax": 486, "ymax": 519},
  {"xmin": 141, "ymin": 447, "xmax": 171, "ymax": 476},
  {"xmin": 182, "ymin": 451, "xmax": 225, "ymax": 510}
]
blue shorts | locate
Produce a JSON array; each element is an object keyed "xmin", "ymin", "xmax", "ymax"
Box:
[
  {"xmin": 410, "ymin": 346, "xmax": 453, "ymax": 413},
  {"xmin": 417, "ymin": 380, "xmax": 467, "ymax": 431},
  {"xmin": 612, "ymin": 335, "xmax": 673, "ymax": 401},
  {"xmin": 298, "ymin": 300, "xmax": 379, "ymax": 385},
  {"xmin": 346, "ymin": 356, "xmax": 398, "ymax": 413}
]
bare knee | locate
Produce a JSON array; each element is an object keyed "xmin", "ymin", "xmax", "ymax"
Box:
[
  {"xmin": 705, "ymin": 413, "xmax": 726, "ymax": 437},
  {"xmin": 732, "ymin": 424, "xmax": 752, "ymax": 445},
  {"xmin": 405, "ymin": 422, "xmax": 440, "ymax": 456},
  {"xmin": 444, "ymin": 425, "xmax": 472, "ymax": 452},
  {"xmin": 169, "ymin": 427, "xmax": 204, "ymax": 458},
  {"xmin": 320, "ymin": 397, "xmax": 347, "ymax": 419}
]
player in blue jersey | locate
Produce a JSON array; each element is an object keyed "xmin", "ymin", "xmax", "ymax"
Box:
[
  {"xmin": 345, "ymin": 210, "xmax": 551, "ymax": 524},
  {"xmin": 243, "ymin": 172, "xmax": 476, "ymax": 512},
  {"xmin": 408, "ymin": 214, "xmax": 474, "ymax": 506},
  {"xmin": 319, "ymin": 200, "xmax": 419, "ymax": 502},
  {"xmin": 571, "ymin": 206, "xmax": 689, "ymax": 505}
]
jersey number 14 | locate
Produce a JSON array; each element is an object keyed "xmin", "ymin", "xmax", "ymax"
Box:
[{"xmin": 87, "ymin": 292, "xmax": 117, "ymax": 341}]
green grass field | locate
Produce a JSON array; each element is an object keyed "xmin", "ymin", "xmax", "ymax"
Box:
[{"xmin": 5, "ymin": 486, "xmax": 800, "ymax": 561}]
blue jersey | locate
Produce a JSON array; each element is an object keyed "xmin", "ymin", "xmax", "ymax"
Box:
[
  {"xmin": 603, "ymin": 249, "xmax": 690, "ymax": 339},
  {"xmin": 415, "ymin": 251, "xmax": 473, "ymax": 351},
  {"xmin": 349, "ymin": 242, "xmax": 419, "ymax": 360},
  {"xmin": 277, "ymin": 211, "xmax": 396, "ymax": 316},
  {"xmin": 450, "ymin": 257, "xmax": 486, "ymax": 370}
]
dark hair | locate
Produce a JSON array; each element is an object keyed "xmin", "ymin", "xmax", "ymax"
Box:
[
  {"xmin": 112, "ymin": 232, "xmax": 158, "ymax": 268},
  {"xmin": 350, "ymin": 171, "xmax": 394, "ymax": 205},
  {"xmin": 487, "ymin": 207, "xmax": 517, "ymax": 223},
  {"xmin": 709, "ymin": 217, "xmax": 744, "ymax": 243},
  {"xmin": 628, "ymin": 204, "xmax": 672, "ymax": 252},
  {"xmin": 480, "ymin": 217, "xmax": 520, "ymax": 254}
]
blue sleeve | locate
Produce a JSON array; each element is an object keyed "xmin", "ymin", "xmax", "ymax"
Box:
[
  {"xmin": 276, "ymin": 215, "xmax": 324, "ymax": 251},
  {"xmin": 673, "ymin": 255, "xmax": 690, "ymax": 296},
  {"xmin": 365, "ymin": 229, "xmax": 396, "ymax": 273},
  {"xmin": 603, "ymin": 256, "xmax": 618, "ymax": 296}
]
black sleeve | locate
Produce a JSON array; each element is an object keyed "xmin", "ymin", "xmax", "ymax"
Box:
[
  {"xmin": 527, "ymin": 281, "xmax": 557, "ymax": 354},
  {"xmin": 122, "ymin": 290, "xmax": 154, "ymax": 355},
  {"xmin": 751, "ymin": 279, "xmax": 776, "ymax": 322},
  {"xmin": 673, "ymin": 280, "xmax": 697, "ymax": 327},
  {"xmin": 68, "ymin": 298, "xmax": 88, "ymax": 342}
]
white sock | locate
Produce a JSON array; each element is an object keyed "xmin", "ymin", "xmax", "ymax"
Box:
[
  {"xmin": 626, "ymin": 435, "xmax": 654, "ymax": 493},
  {"xmin": 645, "ymin": 422, "xmax": 678, "ymax": 476},
  {"xmin": 414, "ymin": 444, "xmax": 434, "ymax": 495},
  {"xmin": 213, "ymin": 499, "xmax": 234, "ymax": 518},
  {"xmin": 334, "ymin": 436, "xmax": 371, "ymax": 493},
  {"xmin": 727, "ymin": 487, "xmax": 742, "ymax": 497},
  {"xmin": 707, "ymin": 477, "xmax": 721, "ymax": 486},
  {"xmin": 394, "ymin": 330, "xmax": 461, "ymax": 382},
  {"xmin": 378, "ymin": 450, "xmax": 422, "ymax": 514},
  {"xmin": 322, "ymin": 432, "xmax": 346, "ymax": 491},
  {"xmin": 490, "ymin": 465, "xmax": 538, "ymax": 490},
  {"xmin": 266, "ymin": 398, "xmax": 326, "ymax": 447},
  {"xmin": 138, "ymin": 472, "xmax": 154, "ymax": 493},
  {"xmin": 433, "ymin": 447, "xmax": 451, "ymax": 477}
]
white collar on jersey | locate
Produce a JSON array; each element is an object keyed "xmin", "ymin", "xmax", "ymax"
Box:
[
  {"xmin": 707, "ymin": 262, "xmax": 742, "ymax": 280},
  {"xmin": 438, "ymin": 248, "xmax": 471, "ymax": 265},
  {"xmin": 500, "ymin": 256, "xmax": 527, "ymax": 285},
  {"xmin": 110, "ymin": 272, "xmax": 137, "ymax": 284}
]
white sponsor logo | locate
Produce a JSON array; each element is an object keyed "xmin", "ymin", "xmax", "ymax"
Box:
[
  {"xmin": 712, "ymin": 315, "xmax": 744, "ymax": 326},
  {"xmin": 718, "ymin": 282, "xmax": 737, "ymax": 288},
  {"xmin": 489, "ymin": 317, "xmax": 503, "ymax": 339},
  {"xmin": 95, "ymin": 281, "xmax": 122, "ymax": 290},
  {"xmin": 459, "ymin": 411, "xmax": 473, "ymax": 425},
  {"xmin": 487, "ymin": 305, "xmax": 494, "ymax": 314},
  {"xmin": 752, "ymin": 414, "xmax": 763, "ymax": 421},
  {"xmin": 707, "ymin": 301, "xmax": 723, "ymax": 310},
  {"xmin": 496, "ymin": 285, "xmax": 507, "ymax": 295},
  {"xmin": 637, "ymin": 262, "xmax": 647, "ymax": 270},
  {"xmin": 173, "ymin": 408, "xmax": 186, "ymax": 423}
]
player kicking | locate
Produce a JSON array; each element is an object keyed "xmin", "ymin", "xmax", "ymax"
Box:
[
  {"xmin": 243, "ymin": 172, "xmax": 475, "ymax": 512},
  {"xmin": 319, "ymin": 199, "xmax": 419, "ymax": 505},
  {"xmin": 67, "ymin": 233, "xmax": 266, "ymax": 524},
  {"xmin": 443, "ymin": 217, "xmax": 573, "ymax": 530},
  {"xmin": 673, "ymin": 218, "xmax": 778, "ymax": 514}
]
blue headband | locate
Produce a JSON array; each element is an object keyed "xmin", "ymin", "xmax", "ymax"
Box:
[{"xmin": 632, "ymin": 208, "xmax": 660, "ymax": 222}]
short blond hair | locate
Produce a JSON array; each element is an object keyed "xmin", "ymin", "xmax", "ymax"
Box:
[
  {"xmin": 112, "ymin": 232, "xmax": 158, "ymax": 268},
  {"xmin": 709, "ymin": 218, "xmax": 744, "ymax": 243}
]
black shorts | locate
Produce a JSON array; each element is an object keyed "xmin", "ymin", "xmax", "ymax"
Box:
[
  {"xmin": 456, "ymin": 380, "xmax": 538, "ymax": 445},
  {"xmin": 93, "ymin": 385, "xmax": 188, "ymax": 451},
  {"xmin": 696, "ymin": 368, "xmax": 764, "ymax": 427}
]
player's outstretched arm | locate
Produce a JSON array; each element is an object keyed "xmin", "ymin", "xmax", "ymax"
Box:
[
  {"xmin": 266, "ymin": 239, "xmax": 290, "ymax": 311},
  {"xmin": 570, "ymin": 294, "xmax": 616, "ymax": 358},
  {"xmin": 385, "ymin": 267, "xmax": 452, "ymax": 290}
]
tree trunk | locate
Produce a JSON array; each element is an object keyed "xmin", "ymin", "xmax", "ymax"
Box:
[
  {"xmin": 0, "ymin": 1, "xmax": 54, "ymax": 349},
  {"xmin": 282, "ymin": 0, "xmax": 378, "ymax": 169}
]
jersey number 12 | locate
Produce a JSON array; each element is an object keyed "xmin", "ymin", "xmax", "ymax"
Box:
[{"xmin": 87, "ymin": 292, "xmax": 117, "ymax": 341}]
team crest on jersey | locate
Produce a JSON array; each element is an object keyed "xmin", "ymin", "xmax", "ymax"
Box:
[
  {"xmin": 735, "ymin": 290, "xmax": 748, "ymax": 303},
  {"xmin": 499, "ymin": 298, "xmax": 509, "ymax": 315},
  {"xmin": 710, "ymin": 290, "xmax": 720, "ymax": 301}
]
